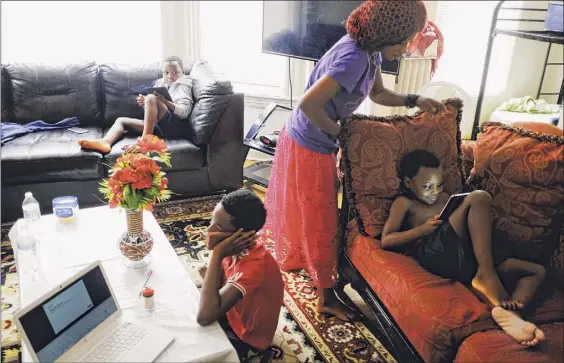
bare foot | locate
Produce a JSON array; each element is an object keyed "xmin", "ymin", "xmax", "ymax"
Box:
[
  {"xmin": 472, "ymin": 270, "xmax": 510, "ymax": 307},
  {"xmin": 500, "ymin": 299, "xmax": 525, "ymax": 311},
  {"xmin": 78, "ymin": 139, "xmax": 111, "ymax": 153},
  {"xmin": 492, "ymin": 307, "xmax": 545, "ymax": 347},
  {"xmin": 317, "ymin": 293, "xmax": 360, "ymax": 322},
  {"xmin": 122, "ymin": 144, "xmax": 140, "ymax": 153}
]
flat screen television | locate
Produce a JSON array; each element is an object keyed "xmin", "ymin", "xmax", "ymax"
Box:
[{"xmin": 261, "ymin": 0, "xmax": 400, "ymax": 75}]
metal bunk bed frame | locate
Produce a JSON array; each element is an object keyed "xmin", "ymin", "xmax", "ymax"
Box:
[{"xmin": 472, "ymin": 1, "xmax": 564, "ymax": 140}]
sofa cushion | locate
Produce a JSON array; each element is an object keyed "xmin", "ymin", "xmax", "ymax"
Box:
[
  {"xmin": 98, "ymin": 63, "xmax": 162, "ymax": 127},
  {"xmin": 1, "ymin": 126, "xmax": 104, "ymax": 185},
  {"xmin": 188, "ymin": 61, "xmax": 233, "ymax": 146},
  {"xmin": 467, "ymin": 122, "xmax": 564, "ymax": 266},
  {"xmin": 105, "ymin": 137, "xmax": 205, "ymax": 172},
  {"xmin": 340, "ymin": 98, "xmax": 466, "ymax": 237},
  {"xmin": 4, "ymin": 62, "xmax": 101, "ymax": 126},
  {"xmin": 454, "ymin": 322, "xmax": 563, "ymax": 363}
]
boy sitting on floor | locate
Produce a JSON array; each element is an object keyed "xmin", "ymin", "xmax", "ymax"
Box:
[
  {"xmin": 197, "ymin": 189, "xmax": 284, "ymax": 357},
  {"xmin": 381, "ymin": 150, "xmax": 546, "ymax": 347}
]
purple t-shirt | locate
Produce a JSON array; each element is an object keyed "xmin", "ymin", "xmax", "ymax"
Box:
[{"xmin": 286, "ymin": 35, "xmax": 382, "ymax": 154}]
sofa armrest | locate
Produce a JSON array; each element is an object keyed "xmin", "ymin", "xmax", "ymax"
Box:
[{"xmin": 206, "ymin": 93, "xmax": 244, "ymax": 191}]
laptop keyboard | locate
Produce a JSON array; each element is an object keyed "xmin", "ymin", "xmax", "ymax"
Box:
[{"xmin": 82, "ymin": 322, "xmax": 149, "ymax": 362}]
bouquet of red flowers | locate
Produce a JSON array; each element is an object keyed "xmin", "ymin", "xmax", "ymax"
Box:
[{"xmin": 100, "ymin": 135, "xmax": 172, "ymax": 211}]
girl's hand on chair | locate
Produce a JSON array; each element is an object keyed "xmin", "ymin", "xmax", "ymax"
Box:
[
  {"xmin": 336, "ymin": 148, "xmax": 343, "ymax": 181},
  {"xmin": 416, "ymin": 96, "xmax": 444, "ymax": 114}
]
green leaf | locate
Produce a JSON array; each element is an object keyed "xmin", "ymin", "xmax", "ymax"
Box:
[
  {"xmin": 124, "ymin": 185, "xmax": 140, "ymax": 210},
  {"xmin": 146, "ymin": 186, "xmax": 159, "ymax": 200},
  {"xmin": 152, "ymin": 153, "xmax": 171, "ymax": 168}
]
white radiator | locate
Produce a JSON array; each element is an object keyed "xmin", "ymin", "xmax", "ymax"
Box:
[{"xmin": 391, "ymin": 58, "xmax": 433, "ymax": 116}]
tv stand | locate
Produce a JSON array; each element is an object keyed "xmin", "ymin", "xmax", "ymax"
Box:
[{"xmin": 243, "ymin": 102, "xmax": 293, "ymax": 188}]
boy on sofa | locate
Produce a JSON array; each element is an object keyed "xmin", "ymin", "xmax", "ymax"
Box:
[
  {"xmin": 197, "ymin": 189, "xmax": 284, "ymax": 358},
  {"xmin": 78, "ymin": 56, "xmax": 194, "ymax": 153},
  {"xmin": 381, "ymin": 150, "xmax": 546, "ymax": 346}
]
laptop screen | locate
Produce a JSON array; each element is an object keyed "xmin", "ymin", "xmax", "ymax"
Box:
[{"xmin": 19, "ymin": 265, "xmax": 118, "ymax": 362}]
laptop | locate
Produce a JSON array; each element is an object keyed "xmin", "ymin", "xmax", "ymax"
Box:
[{"xmin": 14, "ymin": 261, "xmax": 174, "ymax": 362}]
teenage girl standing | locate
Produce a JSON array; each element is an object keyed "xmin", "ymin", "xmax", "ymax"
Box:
[{"xmin": 264, "ymin": 0, "xmax": 443, "ymax": 321}]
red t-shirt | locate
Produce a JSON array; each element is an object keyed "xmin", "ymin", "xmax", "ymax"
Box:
[{"xmin": 222, "ymin": 244, "xmax": 283, "ymax": 350}]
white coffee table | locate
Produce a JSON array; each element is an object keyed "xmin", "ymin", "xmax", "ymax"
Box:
[{"xmin": 9, "ymin": 206, "xmax": 239, "ymax": 363}]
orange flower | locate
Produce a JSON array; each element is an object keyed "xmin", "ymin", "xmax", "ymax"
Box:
[
  {"xmin": 132, "ymin": 157, "xmax": 160, "ymax": 175},
  {"xmin": 159, "ymin": 177, "xmax": 168, "ymax": 190},
  {"xmin": 101, "ymin": 141, "xmax": 171, "ymax": 211},
  {"xmin": 136, "ymin": 135, "xmax": 167, "ymax": 154},
  {"xmin": 109, "ymin": 198, "xmax": 119, "ymax": 208},
  {"xmin": 132, "ymin": 174, "xmax": 154, "ymax": 189}
]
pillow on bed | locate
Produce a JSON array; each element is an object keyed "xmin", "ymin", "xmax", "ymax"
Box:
[
  {"xmin": 467, "ymin": 122, "xmax": 564, "ymax": 266},
  {"xmin": 339, "ymin": 98, "xmax": 466, "ymax": 238}
]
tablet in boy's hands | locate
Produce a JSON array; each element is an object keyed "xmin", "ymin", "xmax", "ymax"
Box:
[
  {"xmin": 146, "ymin": 87, "xmax": 173, "ymax": 102},
  {"xmin": 437, "ymin": 193, "xmax": 470, "ymax": 221},
  {"xmin": 129, "ymin": 85, "xmax": 173, "ymax": 102}
]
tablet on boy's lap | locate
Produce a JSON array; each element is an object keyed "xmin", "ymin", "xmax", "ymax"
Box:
[
  {"xmin": 437, "ymin": 193, "xmax": 471, "ymax": 221},
  {"xmin": 130, "ymin": 85, "xmax": 173, "ymax": 102}
]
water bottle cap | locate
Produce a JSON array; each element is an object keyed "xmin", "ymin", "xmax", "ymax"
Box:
[{"xmin": 25, "ymin": 192, "xmax": 33, "ymax": 198}]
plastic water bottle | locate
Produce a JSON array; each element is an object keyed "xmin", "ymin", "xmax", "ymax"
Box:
[
  {"xmin": 15, "ymin": 221, "xmax": 43, "ymax": 285},
  {"xmin": 22, "ymin": 192, "xmax": 41, "ymax": 222}
]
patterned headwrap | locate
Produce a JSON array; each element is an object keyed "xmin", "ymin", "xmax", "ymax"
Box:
[{"xmin": 346, "ymin": 0, "xmax": 427, "ymax": 50}]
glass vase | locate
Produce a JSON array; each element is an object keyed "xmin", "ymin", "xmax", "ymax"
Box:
[{"xmin": 118, "ymin": 209, "xmax": 154, "ymax": 268}]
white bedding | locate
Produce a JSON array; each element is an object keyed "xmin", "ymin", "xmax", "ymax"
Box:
[{"xmin": 490, "ymin": 110, "xmax": 560, "ymax": 125}]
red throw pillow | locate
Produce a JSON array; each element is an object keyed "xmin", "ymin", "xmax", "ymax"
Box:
[
  {"xmin": 340, "ymin": 98, "xmax": 466, "ymax": 237},
  {"xmin": 510, "ymin": 121, "xmax": 563, "ymax": 137},
  {"xmin": 468, "ymin": 122, "xmax": 564, "ymax": 266}
]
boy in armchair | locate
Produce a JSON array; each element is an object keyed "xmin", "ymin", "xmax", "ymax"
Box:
[{"xmin": 381, "ymin": 150, "xmax": 546, "ymax": 347}]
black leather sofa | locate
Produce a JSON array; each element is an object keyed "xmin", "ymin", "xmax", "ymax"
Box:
[{"xmin": 1, "ymin": 61, "xmax": 245, "ymax": 222}]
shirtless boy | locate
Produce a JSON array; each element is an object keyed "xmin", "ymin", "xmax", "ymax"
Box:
[{"xmin": 381, "ymin": 149, "xmax": 546, "ymax": 347}]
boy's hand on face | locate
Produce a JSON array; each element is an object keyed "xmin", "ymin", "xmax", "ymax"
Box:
[
  {"xmin": 136, "ymin": 94, "xmax": 145, "ymax": 106},
  {"xmin": 419, "ymin": 215, "xmax": 443, "ymax": 235},
  {"xmin": 214, "ymin": 229, "xmax": 257, "ymax": 258}
]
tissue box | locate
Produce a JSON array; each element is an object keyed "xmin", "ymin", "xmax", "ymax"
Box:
[{"xmin": 545, "ymin": 2, "xmax": 563, "ymax": 32}]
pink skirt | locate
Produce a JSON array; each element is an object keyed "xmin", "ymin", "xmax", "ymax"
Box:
[{"xmin": 264, "ymin": 129, "xmax": 339, "ymax": 288}]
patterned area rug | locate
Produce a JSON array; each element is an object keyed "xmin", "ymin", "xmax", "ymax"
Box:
[{"xmin": 1, "ymin": 196, "xmax": 396, "ymax": 363}]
